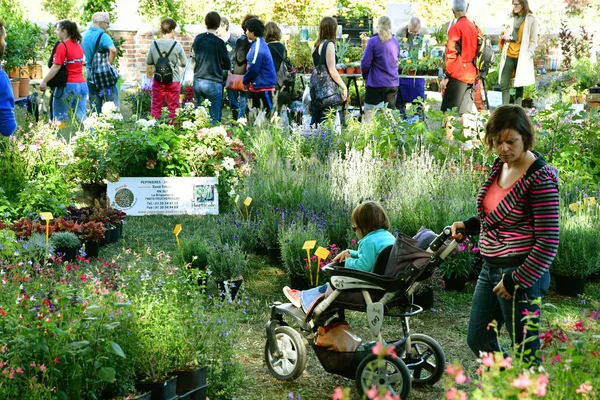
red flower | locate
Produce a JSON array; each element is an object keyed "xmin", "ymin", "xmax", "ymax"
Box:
[{"xmin": 79, "ymin": 274, "xmax": 87, "ymax": 283}]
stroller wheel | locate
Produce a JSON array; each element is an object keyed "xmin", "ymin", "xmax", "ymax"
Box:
[
  {"xmin": 355, "ymin": 354, "xmax": 411, "ymax": 399},
  {"xmin": 264, "ymin": 326, "xmax": 307, "ymax": 381},
  {"xmin": 404, "ymin": 334, "xmax": 446, "ymax": 386}
]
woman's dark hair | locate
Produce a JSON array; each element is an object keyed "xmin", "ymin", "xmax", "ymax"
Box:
[
  {"xmin": 205, "ymin": 11, "xmax": 221, "ymax": 30},
  {"xmin": 57, "ymin": 20, "xmax": 82, "ymax": 42},
  {"xmin": 352, "ymin": 201, "xmax": 390, "ymax": 235},
  {"xmin": 241, "ymin": 14, "xmax": 259, "ymax": 32},
  {"xmin": 484, "ymin": 104, "xmax": 536, "ymax": 153},
  {"xmin": 0, "ymin": 20, "xmax": 5, "ymax": 37},
  {"xmin": 513, "ymin": 0, "xmax": 532, "ymax": 15},
  {"xmin": 264, "ymin": 21, "xmax": 281, "ymax": 43},
  {"xmin": 246, "ymin": 18, "xmax": 265, "ymax": 38},
  {"xmin": 160, "ymin": 18, "xmax": 177, "ymax": 35},
  {"xmin": 315, "ymin": 16, "xmax": 338, "ymax": 47}
]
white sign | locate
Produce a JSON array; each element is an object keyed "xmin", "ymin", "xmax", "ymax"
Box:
[{"xmin": 107, "ymin": 177, "xmax": 219, "ymax": 216}]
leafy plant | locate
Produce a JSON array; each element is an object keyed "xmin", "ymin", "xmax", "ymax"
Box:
[
  {"xmin": 178, "ymin": 237, "xmax": 210, "ymax": 269},
  {"xmin": 344, "ymin": 46, "xmax": 363, "ymax": 63},
  {"xmin": 279, "ymin": 215, "xmax": 329, "ymax": 279},
  {"xmin": 207, "ymin": 241, "xmax": 248, "ymax": 282},
  {"xmin": 49, "ymin": 231, "xmax": 81, "ymax": 249},
  {"xmin": 439, "ymin": 238, "xmax": 477, "ymax": 279},
  {"xmin": 78, "ymin": 221, "xmax": 105, "ymax": 242}
]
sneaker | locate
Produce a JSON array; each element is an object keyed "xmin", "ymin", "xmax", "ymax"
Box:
[{"xmin": 283, "ymin": 286, "xmax": 302, "ymax": 308}]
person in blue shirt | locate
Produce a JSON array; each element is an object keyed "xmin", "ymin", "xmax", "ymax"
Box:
[
  {"xmin": 284, "ymin": 201, "xmax": 396, "ymax": 313},
  {"xmin": 0, "ymin": 20, "xmax": 16, "ymax": 137},
  {"xmin": 81, "ymin": 12, "xmax": 119, "ymax": 114},
  {"xmin": 242, "ymin": 18, "xmax": 277, "ymax": 115}
]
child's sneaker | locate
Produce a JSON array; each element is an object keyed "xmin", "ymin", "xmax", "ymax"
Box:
[{"xmin": 283, "ymin": 286, "xmax": 302, "ymax": 308}]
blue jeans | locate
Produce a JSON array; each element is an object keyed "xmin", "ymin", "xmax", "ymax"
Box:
[
  {"xmin": 298, "ymin": 284, "xmax": 329, "ymax": 313},
  {"xmin": 194, "ymin": 79, "xmax": 223, "ymax": 125},
  {"xmin": 226, "ymin": 89, "xmax": 239, "ymax": 110},
  {"xmin": 237, "ymin": 91, "xmax": 249, "ymax": 120},
  {"xmin": 87, "ymin": 81, "xmax": 119, "ymax": 115},
  {"xmin": 52, "ymin": 82, "xmax": 89, "ymax": 122},
  {"xmin": 467, "ymin": 263, "xmax": 550, "ymax": 363}
]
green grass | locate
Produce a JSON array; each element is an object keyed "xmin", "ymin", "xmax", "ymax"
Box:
[{"xmin": 99, "ymin": 216, "xmax": 600, "ymax": 400}]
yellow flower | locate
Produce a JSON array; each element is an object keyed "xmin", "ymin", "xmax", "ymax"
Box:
[
  {"xmin": 403, "ymin": 37, "xmax": 408, "ymax": 42},
  {"xmin": 58, "ymin": 122, "xmax": 65, "ymax": 130},
  {"xmin": 406, "ymin": 59, "xmax": 411, "ymax": 64},
  {"xmin": 344, "ymin": 58, "xmax": 350, "ymax": 63}
]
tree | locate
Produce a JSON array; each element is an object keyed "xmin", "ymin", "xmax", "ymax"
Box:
[
  {"xmin": 42, "ymin": 0, "xmax": 81, "ymax": 21},
  {"xmin": 80, "ymin": 0, "xmax": 116, "ymax": 25},
  {"xmin": 138, "ymin": 0, "xmax": 185, "ymax": 26}
]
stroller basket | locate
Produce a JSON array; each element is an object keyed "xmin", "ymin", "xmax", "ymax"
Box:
[{"xmin": 311, "ymin": 344, "xmax": 371, "ymax": 379}]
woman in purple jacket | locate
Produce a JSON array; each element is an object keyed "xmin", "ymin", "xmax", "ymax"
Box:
[{"xmin": 360, "ymin": 16, "xmax": 400, "ymax": 124}]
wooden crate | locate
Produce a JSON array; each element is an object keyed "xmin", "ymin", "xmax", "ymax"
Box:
[{"xmin": 586, "ymin": 93, "xmax": 600, "ymax": 110}]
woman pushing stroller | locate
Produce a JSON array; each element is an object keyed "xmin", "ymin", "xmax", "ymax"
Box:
[{"xmin": 283, "ymin": 201, "xmax": 395, "ymax": 313}]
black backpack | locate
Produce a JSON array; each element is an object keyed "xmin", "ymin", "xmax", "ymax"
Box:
[
  {"xmin": 473, "ymin": 25, "xmax": 495, "ymax": 79},
  {"xmin": 270, "ymin": 45, "xmax": 296, "ymax": 90},
  {"xmin": 153, "ymin": 41, "xmax": 178, "ymax": 83}
]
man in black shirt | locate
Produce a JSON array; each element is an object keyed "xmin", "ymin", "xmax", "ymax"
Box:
[{"xmin": 193, "ymin": 11, "xmax": 231, "ymax": 124}]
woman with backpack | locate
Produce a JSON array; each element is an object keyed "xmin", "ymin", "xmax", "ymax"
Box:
[
  {"xmin": 146, "ymin": 18, "xmax": 187, "ymax": 122},
  {"xmin": 40, "ymin": 20, "xmax": 88, "ymax": 122},
  {"xmin": 498, "ymin": 0, "xmax": 538, "ymax": 106},
  {"xmin": 265, "ymin": 21, "xmax": 293, "ymax": 116}
]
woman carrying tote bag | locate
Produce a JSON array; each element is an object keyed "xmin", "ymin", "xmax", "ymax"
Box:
[{"xmin": 309, "ymin": 17, "xmax": 347, "ymax": 127}]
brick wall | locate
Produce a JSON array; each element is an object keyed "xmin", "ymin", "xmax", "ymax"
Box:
[{"xmin": 112, "ymin": 27, "xmax": 201, "ymax": 84}]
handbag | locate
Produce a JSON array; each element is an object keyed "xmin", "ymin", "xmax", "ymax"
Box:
[
  {"xmin": 314, "ymin": 321, "xmax": 361, "ymax": 352},
  {"xmin": 47, "ymin": 42, "xmax": 68, "ymax": 89},
  {"xmin": 88, "ymin": 33, "xmax": 120, "ymax": 90},
  {"xmin": 180, "ymin": 52, "xmax": 195, "ymax": 88},
  {"xmin": 309, "ymin": 40, "xmax": 341, "ymax": 109},
  {"xmin": 225, "ymin": 72, "xmax": 248, "ymax": 92}
]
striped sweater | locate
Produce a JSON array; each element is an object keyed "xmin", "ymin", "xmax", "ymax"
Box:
[{"xmin": 463, "ymin": 152, "xmax": 560, "ymax": 291}]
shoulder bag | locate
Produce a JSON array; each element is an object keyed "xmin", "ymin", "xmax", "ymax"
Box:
[
  {"xmin": 88, "ymin": 33, "xmax": 120, "ymax": 90},
  {"xmin": 180, "ymin": 48, "xmax": 195, "ymax": 88},
  {"xmin": 309, "ymin": 40, "xmax": 341, "ymax": 109},
  {"xmin": 47, "ymin": 42, "xmax": 68, "ymax": 89}
]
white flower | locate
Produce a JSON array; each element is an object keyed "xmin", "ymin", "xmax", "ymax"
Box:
[
  {"xmin": 228, "ymin": 188, "xmax": 236, "ymax": 197},
  {"xmin": 222, "ymin": 157, "xmax": 235, "ymax": 171},
  {"xmin": 237, "ymin": 117, "xmax": 247, "ymax": 127},
  {"xmin": 83, "ymin": 115, "xmax": 98, "ymax": 130},
  {"xmin": 206, "ymin": 147, "xmax": 214, "ymax": 156},
  {"xmin": 101, "ymin": 102, "xmax": 117, "ymax": 114},
  {"xmin": 29, "ymin": 144, "xmax": 40, "ymax": 152},
  {"xmin": 201, "ymin": 99, "xmax": 211, "ymax": 108},
  {"xmin": 182, "ymin": 121, "xmax": 195, "ymax": 130}
]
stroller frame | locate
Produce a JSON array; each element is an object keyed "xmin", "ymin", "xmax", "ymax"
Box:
[{"xmin": 265, "ymin": 227, "xmax": 460, "ymax": 397}]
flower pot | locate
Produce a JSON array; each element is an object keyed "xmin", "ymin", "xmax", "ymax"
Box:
[
  {"xmin": 521, "ymin": 98, "xmax": 533, "ymax": 108},
  {"xmin": 102, "ymin": 227, "xmax": 116, "ymax": 246},
  {"xmin": 553, "ymin": 274, "xmax": 585, "ymax": 297},
  {"xmin": 217, "ymin": 279, "xmax": 243, "ymax": 301},
  {"xmin": 19, "ymin": 67, "xmax": 30, "ymax": 79},
  {"xmin": 81, "ymin": 183, "xmax": 107, "ymax": 206},
  {"xmin": 8, "ymin": 68, "xmax": 20, "ymax": 79},
  {"xmin": 28, "ymin": 64, "xmax": 43, "ymax": 80},
  {"xmin": 289, "ymin": 274, "xmax": 311, "ymax": 291},
  {"xmin": 19, "ymin": 78, "xmax": 30, "ymax": 98},
  {"xmin": 412, "ymin": 288, "xmax": 434, "ymax": 310},
  {"xmin": 336, "ymin": 68, "xmax": 344, "ymax": 75},
  {"xmin": 168, "ymin": 366, "xmax": 207, "ymax": 395},
  {"xmin": 111, "ymin": 392, "xmax": 152, "ymax": 400},
  {"xmin": 84, "ymin": 240, "xmax": 100, "ymax": 258},
  {"xmin": 354, "ymin": 66, "xmax": 361, "ymax": 74},
  {"xmin": 443, "ymin": 276, "xmax": 466, "ymax": 292},
  {"xmin": 267, "ymin": 247, "xmax": 280, "ymax": 265},
  {"xmin": 10, "ymin": 79, "xmax": 19, "ymax": 98},
  {"xmin": 570, "ymin": 95, "xmax": 586, "ymax": 104},
  {"xmin": 114, "ymin": 221, "xmax": 123, "ymax": 241},
  {"xmin": 135, "ymin": 376, "xmax": 178, "ymax": 400},
  {"xmin": 345, "ymin": 67, "xmax": 355, "ymax": 75},
  {"xmin": 55, "ymin": 246, "xmax": 80, "ymax": 262}
]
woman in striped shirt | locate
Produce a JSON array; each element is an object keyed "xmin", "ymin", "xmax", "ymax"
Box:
[{"xmin": 451, "ymin": 104, "xmax": 559, "ymax": 364}]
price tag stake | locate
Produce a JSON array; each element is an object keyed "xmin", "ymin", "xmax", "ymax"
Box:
[
  {"xmin": 314, "ymin": 246, "xmax": 330, "ymax": 286},
  {"xmin": 243, "ymin": 196, "xmax": 253, "ymax": 218},
  {"xmin": 40, "ymin": 212, "xmax": 54, "ymax": 244},
  {"xmin": 302, "ymin": 240, "xmax": 316, "ymax": 285},
  {"xmin": 173, "ymin": 224, "xmax": 182, "ymax": 249},
  {"xmin": 234, "ymin": 194, "xmax": 243, "ymax": 216}
]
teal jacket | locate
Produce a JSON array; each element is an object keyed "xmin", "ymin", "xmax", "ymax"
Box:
[{"xmin": 346, "ymin": 229, "xmax": 396, "ymax": 272}]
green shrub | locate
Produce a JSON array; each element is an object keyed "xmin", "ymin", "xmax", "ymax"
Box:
[
  {"xmin": 207, "ymin": 241, "xmax": 248, "ymax": 282},
  {"xmin": 49, "ymin": 231, "xmax": 81, "ymax": 249},
  {"xmin": 279, "ymin": 216, "xmax": 329, "ymax": 279}
]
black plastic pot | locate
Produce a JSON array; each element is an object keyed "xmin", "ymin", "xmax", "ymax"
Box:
[
  {"xmin": 55, "ymin": 246, "xmax": 79, "ymax": 262},
  {"xmin": 168, "ymin": 366, "xmax": 207, "ymax": 396},
  {"xmin": 443, "ymin": 276, "xmax": 466, "ymax": 292},
  {"xmin": 289, "ymin": 274, "xmax": 311, "ymax": 291},
  {"xmin": 554, "ymin": 274, "xmax": 585, "ymax": 297},
  {"xmin": 217, "ymin": 279, "xmax": 243, "ymax": 301},
  {"xmin": 81, "ymin": 183, "xmax": 107, "ymax": 206},
  {"xmin": 135, "ymin": 376, "xmax": 178, "ymax": 400},
  {"xmin": 521, "ymin": 98, "xmax": 534, "ymax": 108},
  {"xmin": 85, "ymin": 240, "xmax": 100, "ymax": 258},
  {"xmin": 413, "ymin": 289, "xmax": 434, "ymax": 310},
  {"xmin": 267, "ymin": 247, "xmax": 280, "ymax": 265}
]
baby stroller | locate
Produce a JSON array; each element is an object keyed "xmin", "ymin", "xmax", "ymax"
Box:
[{"xmin": 265, "ymin": 226, "xmax": 462, "ymax": 398}]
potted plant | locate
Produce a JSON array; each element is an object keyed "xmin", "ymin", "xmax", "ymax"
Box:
[
  {"xmin": 344, "ymin": 46, "xmax": 363, "ymax": 74},
  {"xmin": 69, "ymin": 130, "xmax": 109, "ymax": 205},
  {"xmin": 78, "ymin": 221, "xmax": 105, "ymax": 258},
  {"xmin": 257, "ymin": 208, "xmax": 281, "ymax": 265},
  {"xmin": 521, "ymin": 85, "xmax": 537, "ymax": 108},
  {"xmin": 207, "ymin": 241, "xmax": 248, "ymax": 300},
  {"xmin": 439, "ymin": 240, "xmax": 477, "ymax": 291},
  {"xmin": 178, "ymin": 238, "xmax": 210, "ymax": 287},
  {"xmin": 49, "ymin": 231, "xmax": 81, "ymax": 262}
]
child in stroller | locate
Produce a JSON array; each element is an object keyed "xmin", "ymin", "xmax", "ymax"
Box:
[
  {"xmin": 283, "ymin": 201, "xmax": 395, "ymax": 314},
  {"xmin": 266, "ymin": 219, "xmax": 462, "ymax": 397}
]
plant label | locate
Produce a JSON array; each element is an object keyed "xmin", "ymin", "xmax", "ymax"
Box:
[
  {"xmin": 40, "ymin": 212, "xmax": 53, "ymax": 221},
  {"xmin": 173, "ymin": 224, "xmax": 182, "ymax": 236},
  {"xmin": 314, "ymin": 246, "xmax": 330, "ymax": 260},
  {"xmin": 302, "ymin": 240, "xmax": 316, "ymax": 250},
  {"xmin": 243, "ymin": 197, "xmax": 253, "ymax": 206},
  {"xmin": 235, "ymin": 194, "xmax": 239, "ymax": 204}
]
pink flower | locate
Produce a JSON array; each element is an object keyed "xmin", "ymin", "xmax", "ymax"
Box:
[
  {"xmin": 39, "ymin": 364, "xmax": 46, "ymax": 372},
  {"xmin": 16, "ymin": 367, "xmax": 23, "ymax": 374},
  {"xmin": 332, "ymin": 387, "xmax": 344, "ymax": 400},
  {"xmin": 576, "ymin": 383, "xmax": 593, "ymax": 394},
  {"xmin": 371, "ymin": 341, "xmax": 397, "ymax": 358},
  {"xmin": 455, "ymin": 370, "xmax": 467, "ymax": 384},
  {"xmin": 512, "ymin": 374, "xmax": 532, "ymax": 389},
  {"xmin": 501, "ymin": 356, "xmax": 513, "ymax": 370},
  {"xmin": 480, "ymin": 352, "xmax": 494, "ymax": 367},
  {"xmin": 9, "ymin": 369, "xmax": 14, "ymax": 379},
  {"xmin": 534, "ymin": 375, "xmax": 549, "ymax": 397},
  {"xmin": 30, "ymin": 362, "xmax": 36, "ymax": 367},
  {"xmin": 367, "ymin": 385, "xmax": 378, "ymax": 399},
  {"xmin": 552, "ymin": 355, "xmax": 562, "ymax": 363},
  {"xmin": 446, "ymin": 388, "xmax": 458, "ymax": 400},
  {"xmin": 0, "ymin": 344, "xmax": 6, "ymax": 353},
  {"xmin": 446, "ymin": 364, "xmax": 456, "ymax": 375}
]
